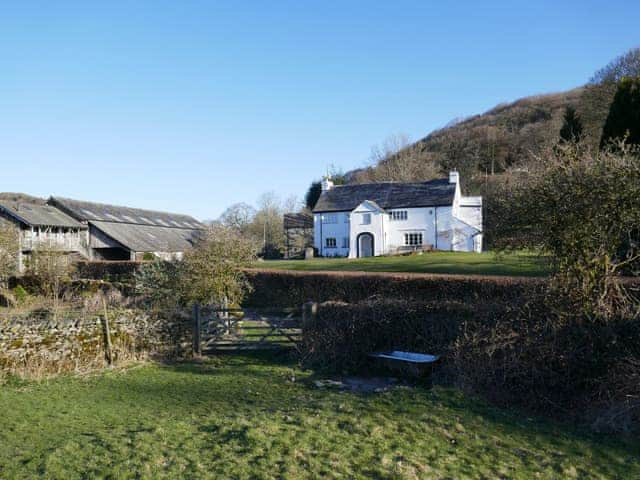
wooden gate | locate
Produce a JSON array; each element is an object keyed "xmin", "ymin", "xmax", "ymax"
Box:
[{"xmin": 192, "ymin": 305, "xmax": 303, "ymax": 354}]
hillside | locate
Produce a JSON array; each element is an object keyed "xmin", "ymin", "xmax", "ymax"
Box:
[
  {"xmin": 349, "ymin": 49, "xmax": 640, "ymax": 190},
  {"xmin": 0, "ymin": 192, "xmax": 46, "ymax": 206},
  {"xmin": 351, "ymin": 86, "xmax": 601, "ymax": 189}
]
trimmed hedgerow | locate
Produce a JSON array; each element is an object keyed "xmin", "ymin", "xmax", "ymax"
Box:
[{"xmin": 243, "ymin": 268, "xmax": 541, "ymax": 307}]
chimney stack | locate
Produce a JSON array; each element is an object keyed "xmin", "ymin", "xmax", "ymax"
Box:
[
  {"xmin": 449, "ymin": 171, "xmax": 459, "ymax": 184},
  {"xmin": 321, "ymin": 176, "xmax": 334, "ymax": 191}
]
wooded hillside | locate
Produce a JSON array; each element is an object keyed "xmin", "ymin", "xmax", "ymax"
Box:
[{"xmin": 350, "ymin": 47, "xmax": 639, "ymax": 193}]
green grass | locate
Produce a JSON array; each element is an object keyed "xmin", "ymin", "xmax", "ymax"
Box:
[
  {"xmin": 255, "ymin": 251, "xmax": 549, "ymax": 277},
  {"xmin": 1, "ymin": 353, "xmax": 637, "ymax": 479}
]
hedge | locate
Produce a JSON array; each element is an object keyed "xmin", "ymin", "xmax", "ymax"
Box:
[
  {"xmin": 302, "ymin": 297, "xmax": 640, "ymax": 432},
  {"xmin": 243, "ymin": 268, "xmax": 542, "ymax": 307},
  {"xmin": 75, "ymin": 261, "xmax": 143, "ymax": 282}
]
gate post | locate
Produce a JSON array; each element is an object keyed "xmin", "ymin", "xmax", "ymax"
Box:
[
  {"xmin": 192, "ymin": 303, "xmax": 202, "ymax": 357},
  {"xmin": 302, "ymin": 301, "xmax": 317, "ymax": 330}
]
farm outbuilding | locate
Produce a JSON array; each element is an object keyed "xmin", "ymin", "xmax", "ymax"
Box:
[
  {"xmin": 48, "ymin": 197, "xmax": 205, "ymax": 261},
  {"xmin": 0, "ymin": 201, "xmax": 88, "ymax": 272},
  {"xmin": 283, "ymin": 212, "xmax": 314, "ymax": 259}
]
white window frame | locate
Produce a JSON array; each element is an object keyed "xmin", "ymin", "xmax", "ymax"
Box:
[
  {"xmin": 391, "ymin": 210, "xmax": 408, "ymax": 221},
  {"xmin": 325, "ymin": 237, "xmax": 337, "ymax": 248},
  {"xmin": 404, "ymin": 232, "xmax": 423, "ymax": 246},
  {"xmin": 322, "ymin": 214, "xmax": 338, "ymax": 224},
  {"xmin": 362, "ymin": 213, "xmax": 371, "ymax": 225}
]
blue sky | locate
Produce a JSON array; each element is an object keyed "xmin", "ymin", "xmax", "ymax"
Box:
[{"xmin": 1, "ymin": 1, "xmax": 638, "ymax": 219}]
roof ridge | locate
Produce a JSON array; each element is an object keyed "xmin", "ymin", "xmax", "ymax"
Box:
[
  {"xmin": 49, "ymin": 196, "xmax": 201, "ymax": 221},
  {"xmin": 331, "ymin": 177, "xmax": 448, "ymax": 188}
]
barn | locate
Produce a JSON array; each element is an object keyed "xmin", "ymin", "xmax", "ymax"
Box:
[
  {"xmin": 48, "ymin": 197, "xmax": 205, "ymax": 261},
  {"xmin": 0, "ymin": 201, "xmax": 88, "ymax": 272}
]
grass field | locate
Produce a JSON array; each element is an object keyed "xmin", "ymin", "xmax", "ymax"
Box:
[
  {"xmin": 1, "ymin": 353, "xmax": 637, "ymax": 479},
  {"xmin": 255, "ymin": 251, "xmax": 549, "ymax": 277}
]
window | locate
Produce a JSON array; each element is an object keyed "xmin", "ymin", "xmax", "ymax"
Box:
[
  {"xmin": 404, "ymin": 233, "xmax": 423, "ymax": 246},
  {"xmin": 342, "ymin": 237, "xmax": 349, "ymax": 248},
  {"xmin": 322, "ymin": 214, "xmax": 338, "ymax": 224},
  {"xmin": 325, "ymin": 237, "xmax": 337, "ymax": 248},
  {"xmin": 362, "ymin": 213, "xmax": 371, "ymax": 225},
  {"xmin": 391, "ymin": 210, "xmax": 408, "ymax": 221},
  {"xmin": 344, "ymin": 213, "xmax": 350, "ymax": 223}
]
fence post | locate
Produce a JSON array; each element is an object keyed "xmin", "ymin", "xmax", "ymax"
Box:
[
  {"xmin": 192, "ymin": 303, "xmax": 202, "ymax": 357},
  {"xmin": 101, "ymin": 298, "xmax": 113, "ymax": 365},
  {"xmin": 302, "ymin": 301, "xmax": 317, "ymax": 330}
]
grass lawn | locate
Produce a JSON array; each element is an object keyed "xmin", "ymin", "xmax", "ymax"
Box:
[
  {"xmin": 1, "ymin": 354, "xmax": 637, "ymax": 479},
  {"xmin": 255, "ymin": 251, "xmax": 549, "ymax": 277}
]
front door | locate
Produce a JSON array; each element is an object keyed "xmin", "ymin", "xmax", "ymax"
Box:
[{"xmin": 358, "ymin": 233, "xmax": 374, "ymax": 258}]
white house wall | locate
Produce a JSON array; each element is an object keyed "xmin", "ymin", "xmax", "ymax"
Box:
[
  {"xmin": 349, "ymin": 202, "xmax": 385, "ymax": 258},
  {"xmin": 384, "ymin": 206, "xmax": 437, "ymax": 253},
  {"xmin": 312, "ymin": 174, "xmax": 483, "ymax": 257},
  {"xmin": 313, "ymin": 212, "xmax": 350, "ymax": 257},
  {"xmin": 435, "ymin": 206, "xmax": 454, "ymax": 251}
]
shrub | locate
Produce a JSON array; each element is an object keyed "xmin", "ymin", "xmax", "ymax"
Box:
[
  {"xmin": 11, "ymin": 285, "xmax": 29, "ymax": 305},
  {"xmin": 493, "ymin": 142, "xmax": 640, "ymax": 319},
  {"xmin": 134, "ymin": 260, "xmax": 183, "ymax": 311}
]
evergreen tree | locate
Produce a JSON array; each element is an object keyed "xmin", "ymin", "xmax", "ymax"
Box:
[
  {"xmin": 559, "ymin": 106, "xmax": 583, "ymax": 143},
  {"xmin": 304, "ymin": 181, "xmax": 322, "ymax": 210},
  {"xmin": 600, "ymin": 77, "xmax": 640, "ymax": 148}
]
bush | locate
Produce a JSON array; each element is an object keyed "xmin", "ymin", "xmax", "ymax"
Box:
[{"xmin": 11, "ymin": 285, "xmax": 29, "ymax": 305}]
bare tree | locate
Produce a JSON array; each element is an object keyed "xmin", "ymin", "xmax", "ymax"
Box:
[
  {"xmin": 26, "ymin": 248, "xmax": 72, "ymax": 315},
  {"xmin": 219, "ymin": 203, "xmax": 256, "ymax": 233},
  {"xmin": 354, "ymin": 134, "xmax": 441, "ymax": 183}
]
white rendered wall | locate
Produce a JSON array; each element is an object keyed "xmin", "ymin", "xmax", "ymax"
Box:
[
  {"xmin": 313, "ymin": 212, "xmax": 350, "ymax": 257},
  {"xmin": 349, "ymin": 203, "xmax": 385, "ymax": 258},
  {"xmin": 383, "ymin": 207, "xmax": 437, "ymax": 253}
]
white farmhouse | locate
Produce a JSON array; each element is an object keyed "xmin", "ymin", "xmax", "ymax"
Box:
[{"xmin": 312, "ymin": 172, "xmax": 482, "ymax": 258}]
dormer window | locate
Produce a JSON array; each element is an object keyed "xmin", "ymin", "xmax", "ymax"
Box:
[{"xmin": 391, "ymin": 210, "xmax": 408, "ymax": 221}]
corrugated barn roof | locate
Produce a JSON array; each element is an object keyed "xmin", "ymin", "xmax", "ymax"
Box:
[
  {"xmin": 49, "ymin": 197, "xmax": 205, "ymax": 230},
  {"xmin": 0, "ymin": 202, "xmax": 86, "ymax": 228},
  {"xmin": 90, "ymin": 221, "xmax": 203, "ymax": 252}
]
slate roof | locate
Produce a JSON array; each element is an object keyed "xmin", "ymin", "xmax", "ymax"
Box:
[
  {"xmin": 91, "ymin": 221, "xmax": 203, "ymax": 252},
  {"xmin": 49, "ymin": 197, "xmax": 205, "ymax": 230},
  {"xmin": 313, "ymin": 178, "xmax": 456, "ymax": 213},
  {"xmin": 0, "ymin": 202, "xmax": 86, "ymax": 228}
]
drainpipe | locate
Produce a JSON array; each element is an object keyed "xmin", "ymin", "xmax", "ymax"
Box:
[
  {"xmin": 319, "ymin": 215, "xmax": 323, "ymax": 257},
  {"xmin": 434, "ymin": 208, "xmax": 438, "ymax": 250}
]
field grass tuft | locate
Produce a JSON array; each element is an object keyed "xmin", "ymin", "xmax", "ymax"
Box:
[{"xmin": 0, "ymin": 353, "xmax": 637, "ymax": 479}]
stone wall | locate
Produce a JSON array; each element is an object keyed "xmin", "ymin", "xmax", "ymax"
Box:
[{"xmin": 0, "ymin": 309, "xmax": 191, "ymax": 379}]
